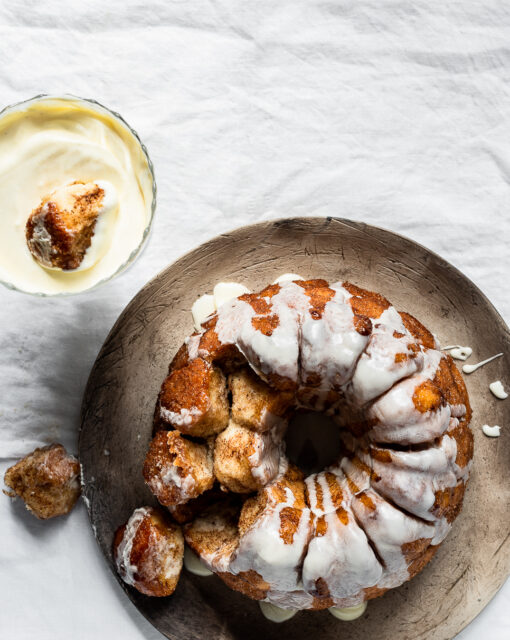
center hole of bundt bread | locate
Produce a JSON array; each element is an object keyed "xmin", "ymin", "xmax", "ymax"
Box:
[{"xmin": 285, "ymin": 411, "xmax": 342, "ymax": 476}]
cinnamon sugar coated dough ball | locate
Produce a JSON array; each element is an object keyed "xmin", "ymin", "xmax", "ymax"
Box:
[
  {"xmin": 113, "ymin": 507, "xmax": 184, "ymax": 597},
  {"xmin": 229, "ymin": 368, "xmax": 293, "ymax": 432},
  {"xmin": 158, "ymin": 359, "xmax": 229, "ymax": 437},
  {"xmin": 3, "ymin": 443, "xmax": 80, "ymax": 519},
  {"xmin": 25, "ymin": 180, "xmax": 118, "ymax": 271},
  {"xmin": 213, "ymin": 420, "xmax": 282, "ymax": 493},
  {"xmin": 143, "ymin": 430, "xmax": 214, "ymax": 506}
]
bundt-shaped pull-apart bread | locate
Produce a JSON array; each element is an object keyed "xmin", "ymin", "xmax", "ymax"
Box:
[
  {"xmin": 143, "ymin": 279, "xmax": 472, "ymax": 609},
  {"xmin": 113, "ymin": 506, "xmax": 184, "ymax": 597},
  {"xmin": 3, "ymin": 443, "xmax": 80, "ymax": 519}
]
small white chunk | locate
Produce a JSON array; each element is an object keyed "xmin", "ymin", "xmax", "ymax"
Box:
[
  {"xmin": 449, "ymin": 346, "xmax": 472, "ymax": 361},
  {"xmin": 489, "ymin": 381, "xmax": 508, "ymax": 400},
  {"xmin": 213, "ymin": 282, "xmax": 250, "ymax": 309},
  {"xmin": 482, "ymin": 424, "xmax": 501, "ymax": 438},
  {"xmin": 259, "ymin": 602, "xmax": 297, "ymax": 622},
  {"xmin": 328, "ymin": 601, "xmax": 367, "ymax": 621},
  {"xmin": 191, "ymin": 294, "xmax": 215, "ymax": 331},
  {"xmin": 273, "ymin": 273, "xmax": 305, "ymax": 284},
  {"xmin": 183, "ymin": 546, "xmax": 213, "ymax": 576}
]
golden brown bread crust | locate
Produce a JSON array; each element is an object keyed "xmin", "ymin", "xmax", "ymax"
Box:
[
  {"xmin": 343, "ymin": 281, "xmax": 390, "ymax": 319},
  {"xmin": 113, "ymin": 507, "xmax": 184, "ymax": 597},
  {"xmin": 3, "ymin": 443, "xmax": 80, "ymax": 519},
  {"xmin": 158, "ymin": 358, "xmax": 229, "ymax": 436},
  {"xmin": 217, "ymin": 570, "xmax": 270, "ymax": 601},
  {"xmin": 399, "ymin": 311, "xmax": 437, "ymax": 349}
]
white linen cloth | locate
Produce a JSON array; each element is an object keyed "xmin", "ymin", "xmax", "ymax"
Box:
[{"xmin": 0, "ymin": 1, "xmax": 508, "ymax": 638}]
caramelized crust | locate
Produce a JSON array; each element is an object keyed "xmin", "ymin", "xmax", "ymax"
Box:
[
  {"xmin": 433, "ymin": 355, "xmax": 472, "ymax": 422},
  {"xmin": 217, "ymin": 570, "xmax": 270, "ymax": 600},
  {"xmin": 3, "ymin": 443, "xmax": 80, "ymax": 519},
  {"xmin": 412, "ymin": 379, "xmax": 445, "ymax": 413},
  {"xmin": 297, "ymin": 279, "xmax": 335, "ymax": 319},
  {"xmin": 158, "ymin": 359, "xmax": 229, "ymax": 436},
  {"xmin": 342, "ymin": 281, "xmax": 390, "ymax": 319},
  {"xmin": 399, "ymin": 311, "xmax": 436, "ymax": 349}
]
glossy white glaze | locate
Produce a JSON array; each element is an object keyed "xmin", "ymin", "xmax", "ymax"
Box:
[
  {"xmin": 463, "ymin": 353, "xmax": 503, "ymax": 374},
  {"xmin": 489, "ymin": 380, "xmax": 508, "ymax": 400},
  {"xmin": 482, "ymin": 424, "xmax": 501, "ymax": 437}
]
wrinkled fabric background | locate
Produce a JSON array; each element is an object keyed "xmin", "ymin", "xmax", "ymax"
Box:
[{"xmin": 0, "ymin": 1, "xmax": 508, "ymax": 638}]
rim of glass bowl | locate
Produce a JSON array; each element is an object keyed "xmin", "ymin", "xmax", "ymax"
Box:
[{"xmin": 0, "ymin": 93, "xmax": 157, "ymax": 297}]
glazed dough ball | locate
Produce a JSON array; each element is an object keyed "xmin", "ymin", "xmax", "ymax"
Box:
[
  {"xmin": 3, "ymin": 443, "xmax": 80, "ymax": 519},
  {"xmin": 113, "ymin": 506, "xmax": 184, "ymax": 597}
]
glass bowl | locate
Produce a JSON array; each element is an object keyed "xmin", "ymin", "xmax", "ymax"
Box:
[{"xmin": 0, "ymin": 94, "xmax": 157, "ymax": 297}]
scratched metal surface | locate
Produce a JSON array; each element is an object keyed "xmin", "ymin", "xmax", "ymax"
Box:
[{"xmin": 80, "ymin": 218, "xmax": 510, "ymax": 640}]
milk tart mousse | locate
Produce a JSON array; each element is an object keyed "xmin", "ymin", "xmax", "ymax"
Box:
[{"xmin": 0, "ymin": 95, "xmax": 155, "ymax": 295}]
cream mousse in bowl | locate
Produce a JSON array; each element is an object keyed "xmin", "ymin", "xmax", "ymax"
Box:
[{"xmin": 0, "ymin": 95, "xmax": 156, "ymax": 295}]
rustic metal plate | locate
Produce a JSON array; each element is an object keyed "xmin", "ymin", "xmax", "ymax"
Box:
[{"xmin": 79, "ymin": 217, "xmax": 510, "ymax": 640}]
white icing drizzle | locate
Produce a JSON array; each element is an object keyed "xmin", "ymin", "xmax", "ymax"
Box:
[
  {"xmin": 302, "ymin": 473, "xmax": 382, "ymax": 599},
  {"xmin": 482, "ymin": 424, "xmax": 501, "ymax": 438},
  {"xmin": 463, "ymin": 353, "xmax": 503, "ymax": 374},
  {"xmin": 248, "ymin": 425, "xmax": 284, "ymax": 485},
  {"xmin": 362, "ymin": 435, "xmax": 459, "ymax": 521},
  {"xmin": 349, "ymin": 306, "xmax": 424, "ymax": 405},
  {"xmin": 300, "ymin": 286, "xmax": 369, "ymax": 391},
  {"xmin": 186, "ymin": 334, "xmax": 201, "ymax": 360},
  {"xmin": 216, "ymin": 282, "xmax": 311, "ymax": 383},
  {"xmin": 162, "ymin": 463, "xmax": 196, "ymax": 497},
  {"xmin": 367, "ymin": 350, "xmax": 451, "ymax": 445},
  {"xmin": 190, "ymin": 283, "xmax": 250, "ymax": 332},
  {"xmin": 351, "ymin": 490, "xmax": 435, "ymax": 589},
  {"xmin": 115, "ymin": 507, "xmax": 150, "ymax": 586},
  {"xmin": 259, "ymin": 601, "xmax": 297, "ymax": 622},
  {"xmin": 329, "ymin": 601, "xmax": 367, "ymax": 621},
  {"xmin": 230, "ymin": 471, "xmax": 312, "ymax": 592},
  {"xmin": 489, "ymin": 380, "xmax": 508, "ymax": 400},
  {"xmin": 264, "ymin": 588, "xmax": 314, "ymax": 609},
  {"xmin": 184, "ymin": 545, "xmax": 213, "ymax": 576},
  {"xmin": 441, "ymin": 345, "xmax": 472, "ymax": 361}
]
